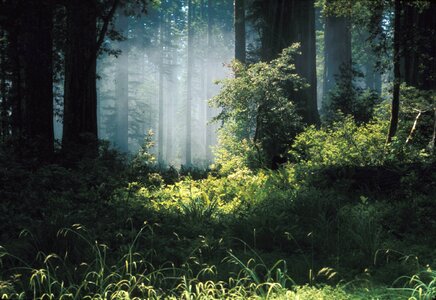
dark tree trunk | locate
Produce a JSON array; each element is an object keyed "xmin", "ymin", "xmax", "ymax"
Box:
[
  {"xmin": 293, "ymin": 0, "xmax": 319, "ymax": 125},
  {"xmin": 387, "ymin": 0, "xmax": 401, "ymax": 143},
  {"xmin": 259, "ymin": 0, "xmax": 319, "ymax": 125},
  {"xmin": 63, "ymin": 0, "xmax": 98, "ymax": 155},
  {"xmin": 115, "ymin": 13, "xmax": 129, "ymax": 153},
  {"xmin": 21, "ymin": 1, "xmax": 54, "ymax": 158},
  {"xmin": 234, "ymin": 0, "xmax": 246, "ymax": 63},
  {"xmin": 8, "ymin": 30, "xmax": 22, "ymax": 140},
  {"xmin": 402, "ymin": 2, "xmax": 436, "ymax": 90},
  {"xmin": 2, "ymin": 0, "xmax": 54, "ymax": 158},
  {"xmin": 0, "ymin": 29, "xmax": 8, "ymax": 139},
  {"xmin": 323, "ymin": 1, "xmax": 352, "ymax": 110}
]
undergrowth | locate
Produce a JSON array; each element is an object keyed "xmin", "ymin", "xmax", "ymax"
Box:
[{"xmin": 1, "ymin": 110, "xmax": 435, "ymax": 299}]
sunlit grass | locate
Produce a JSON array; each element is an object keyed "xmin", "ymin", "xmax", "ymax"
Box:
[{"xmin": 1, "ymin": 223, "xmax": 432, "ymax": 299}]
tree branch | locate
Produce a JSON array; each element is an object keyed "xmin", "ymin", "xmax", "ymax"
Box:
[
  {"xmin": 96, "ymin": 0, "xmax": 120, "ymax": 52},
  {"xmin": 405, "ymin": 110, "xmax": 421, "ymax": 144}
]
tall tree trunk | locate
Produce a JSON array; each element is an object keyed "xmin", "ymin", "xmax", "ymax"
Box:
[
  {"xmin": 17, "ymin": 1, "xmax": 54, "ymax": 159},
  {"xmin": 234, "ymin": 0, "xmax": 246, "ymax": 63},
  {"xmin": 0, "ymin": 29, "xmax": 8, "ymax": 139},
  {"xmin": 205, "ymin": 0, "xmax": 214, "ymax": 162},
  {"xmin": 158, "ymin": 6, "xmax": 165, "ymax": 165},
  {"xmin": 165, "ymin": 2, "xmax": 174, "ymax": 163},
  {"xmin": 186, "ymin": 0, "xmax": 193, "ymax": 166},
  {"xmin": 323, "ymin": 0, "xmax": 352, "ymax": 111},
  {"xmin": 8, "ymin": 29, "xmax": 22, "ymax": 140},
  {"xmin": 63, "ymin": 0, "xmax": 98, "ymax": 154},
  {"xmin": 365, "ymin": 55, "xmax": 382, "ymax": 94},
  {"xmin": 294, "ymin": 0, "xmax": 319, "ymax": 125},
  {"xmin": 402, "ymin": 1, "xmax": 436, "ymax": 90},
  {"xmin": 199, "ymin": 0, "xmax": 207, "ymax": 161},
  {"xmin": 387, "ymin": 0, "xmax": 401, "ymax": 143},
  {"xmin": 259, "ymin": 0, "xmax": 319, "ymax": 125},
  {"xmin": 115, "ymin": 13, "xmax": 129, "ymax": 153}
]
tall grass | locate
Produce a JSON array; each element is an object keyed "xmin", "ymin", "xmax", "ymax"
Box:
[{"xmin": 1, "ymin": 224, "xmax": 433, "ymax": 299}]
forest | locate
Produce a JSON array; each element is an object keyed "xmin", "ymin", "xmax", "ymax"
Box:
[{"xmin": 0, "ymin": 0, "xmax": 435, "ymax": 299}]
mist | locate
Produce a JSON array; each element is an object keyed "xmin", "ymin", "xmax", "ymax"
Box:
[{"xmin": 96, "ymin": 1, "xmax": 234, "ymax": 167}]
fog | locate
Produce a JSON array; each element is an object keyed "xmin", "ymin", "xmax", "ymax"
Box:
[{"xmin": 96, "ymin": 1, "xmax": 234, "ymax": 167}]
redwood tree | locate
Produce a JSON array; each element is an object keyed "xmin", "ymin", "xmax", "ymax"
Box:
[
  {"xmin": 63, "ymin": 0, "xmax": 100, "ymax": 153},
  {"xmin": 234, "ymin": 0, "xmax": 246, "ymax": 63},
  {"xmin": 254, "ymin": 0, "xmax": 320, "ymax": 125}
]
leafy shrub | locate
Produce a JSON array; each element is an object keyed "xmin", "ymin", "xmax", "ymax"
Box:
[
  {"xmin": 399, "ymin": 84, "xmax": 436, "ymax": 152},
  {"xmin": 322, "ymin": 65, "xmax": 381, "ymax": 124},
  {"xmin": 290, "ymin": 115, "xmax": 389, "ymax": 168},
  {"xmin": 211, "ymin": 45, "xmax": 305, "ymax": 169},
  {"xmin": 338, "ymin": 199, "xmax": 388, "ymax": 268}
]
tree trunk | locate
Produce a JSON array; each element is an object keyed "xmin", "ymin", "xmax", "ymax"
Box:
[
  {"xmin": 115, "ymin": 13, "xmax": 129, "ymax": 153},
  {"xmin": 199, "ymin": 0, "xmax": 207, "ymax": 162},
  {"xmin": 8, "ymin": 29, "xmax": 22, "ymax": 140},
  {"xmin": 0, "ymin": 29, "xmax": 8, "ymax": 139},
  {"xmin": 294, "ymin": 0, "xmax": 319, "ymax": 125},
  {"xmin": 402, "ymin": 1, "xmax": 436, "ymax": 90},
  {"xmin": 323, "ymin": 0, "xmax": 352, "ymax": 110},
  {"xmin": 365, "ymin": 58, "xmax": 382, "ymax": 94},
  {"xmin": 158, "ymin": 6, "xmax": 165, "ymax": 165},
  {"xmin": 24, "ymin": 1, "xmax": 54, "ymax": 157},
  {"xmin": 234, "ymin": 0, "xmax": 246, "ymax": 63},
  {"xmin": 165, "ymin": 2, "xmax": 174, "ymax": 164},
  {"xmin": 205, "ymin": 0, "xmax": 214, "ymax": 162},
  {"xmin": 259, "ymin": 0, "xmax": 319, "ymax": 125},
  {"xmin": 63, "ymin": 0, "xmax": 98, "ymax": 155},
  {"xmin": 387, "ymin": 0, "xmax": 401, "ymax": 143},
  {"xmin": 186, "ymin": 0, "xmax": 193, "ymax": 166}
]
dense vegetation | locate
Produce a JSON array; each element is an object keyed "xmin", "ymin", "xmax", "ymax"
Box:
[{"xmin": 1, "ymin": 0, "xmax": 435, "ymax": 299}]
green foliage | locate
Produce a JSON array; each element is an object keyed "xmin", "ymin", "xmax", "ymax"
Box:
[
  {"xmin": 212, "ymin": 45, "xmax": 305, "ymax": 168},
  {"xmin": 339, "ymin": 199, "xmax": 388, "ymax": 267},
  {"xmin": 1, "ymin": 90, "xmax": 435, "ymax": 299},
  {"xmin": 290, "ymin": 115, "xmax": 389, "ymax": 167},
  {"xmin": 399, "ymin": 84, "xmax": 436, "ymax": 152},
  {"xmin": 322, "ymin": 66, "xmax": 381, "ymax": 124},
  {"xmin": 129, "ymin": 131, "xmax": 164, "ymax": 187},
  {"xmin": 213, "ymin": 123, "xmax": 261, "ymax": 174}
]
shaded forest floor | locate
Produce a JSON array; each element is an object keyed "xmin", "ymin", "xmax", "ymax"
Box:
[{"xmin": 0, "ymin": 141, "xmax": 435, "ymax": 299}]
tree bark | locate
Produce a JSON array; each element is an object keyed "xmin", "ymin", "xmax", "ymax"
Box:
[
  {"xmin": 63, "ymin": 0, "xmax": 99, "ymax": 155},
  {"xmin": 402, "ymin": 1, "xmax": 436, "ymax": 90},
  {"xmin": 8, "ymin": 29, "xmax": 22, "ymax": 140},
  {"xmin": 234, "ymin": 0, "xmax": 246, "ymax": 63},
  {"xmin": 22, "ymin": 1, "xmax": 54, "ymax": 157},
  {"xmin": 259, "ymin": 0, "xmax": 319, "ymax": 125},
  {"xmin": 294, "ymin": 0, "xmax": 319, "ymax": 125},
  {"xmin": 323, "ymin": 0, "xmax": 352, "ymax": 111},
  {"xmin": 387, "ymin": 0, "xmax": 401, "ymax": 143},
  {"xmin": 0, "ymin": 29, "xmax": 8, "ymax": 139}
]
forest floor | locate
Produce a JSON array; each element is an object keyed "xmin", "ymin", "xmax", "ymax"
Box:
[{"xmin": 0, "ymin": 143, "xmax": 435, "ymax": 299}]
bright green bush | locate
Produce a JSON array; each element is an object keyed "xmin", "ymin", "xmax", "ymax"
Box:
[
  {"xmin": 211, "ymin": 45, "xmax": 305, "ymax": 169},
  {"xmin": 290, "ymin": 115, "xmax": 389, "ymax": 167}
]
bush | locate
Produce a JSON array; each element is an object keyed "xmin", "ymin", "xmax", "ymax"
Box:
[
  {"xmin": 322, "ymin": 65, "xmax": 381, "ymax": 124},
  {"xmin": 211, "ymin": 45, "xmax": 305, "ymax": 169},
  {"xmin": 290, "ymin": 115, "xmax": 389, "ymax": 168}
]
